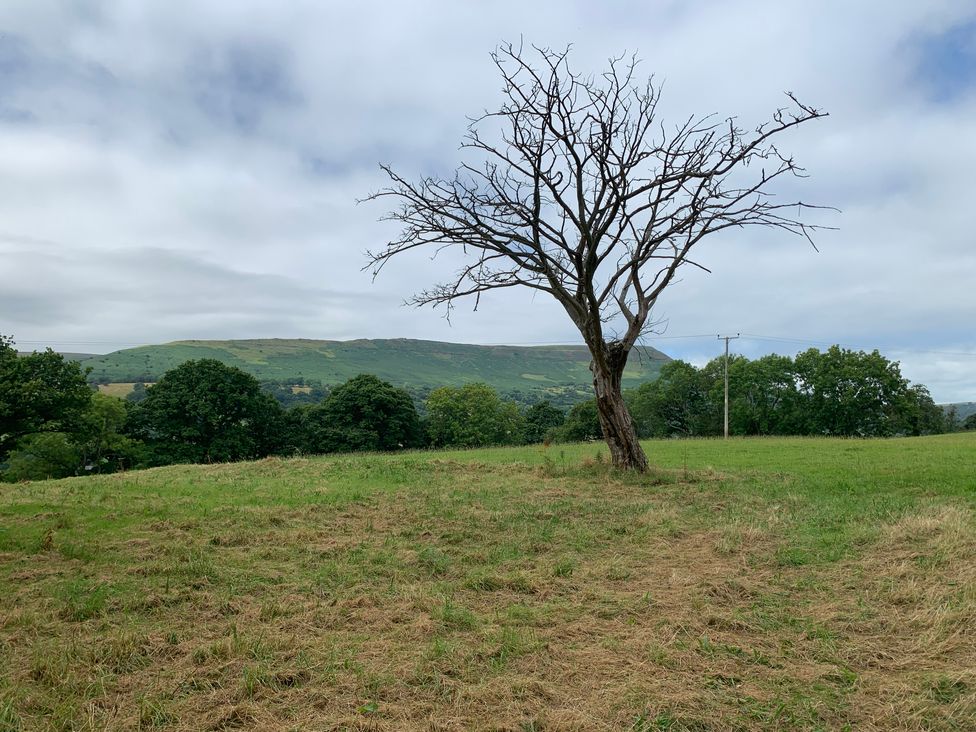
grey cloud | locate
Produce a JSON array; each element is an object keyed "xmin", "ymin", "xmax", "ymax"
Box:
[
  {"xmin": 0, "ymin": 1, "xmax": 974, "ymax": 401},
  {"xmin": 188, "ymin": 40, "xmax": 302, "ymax": 134}
]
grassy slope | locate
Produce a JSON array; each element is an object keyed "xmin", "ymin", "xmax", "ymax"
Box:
[
  {"xmin": 1, "ymin": 434, "xmax": 975, "ymax": 730},
  {"xmin": 79, "ymin": 338, "xmax": 669, "ymax": 394}
]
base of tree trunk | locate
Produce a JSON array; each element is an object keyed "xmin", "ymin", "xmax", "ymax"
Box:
[
  {"xmin": 597, "ymin": 401, "xmax": 650, "ymax": 472},
  {"xmin": 591, "ymin": 350, "xmax": 650, "ymax": 472}
]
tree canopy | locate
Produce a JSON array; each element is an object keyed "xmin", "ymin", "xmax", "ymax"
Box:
[
  {"xmin": 426, "ymin": 383, "xmax": 525, "ymax": 448},
  {"xmin": 301, "ymin": 374, "xmax": 423, "ymax": 453},
  {"xmin": 627, "ymin": 348, "xmax": 949, "ymax": 439},
  {"xmin": 523, "ymin": 400, "xmax": 566, "ymax": 443},
  {"xmin": 0, "ymin": 336, "xmax": 93, "ymax": 461},
  {"xmin": 128, "ymin": 359, "xmax": 284, "ymax": 464}
]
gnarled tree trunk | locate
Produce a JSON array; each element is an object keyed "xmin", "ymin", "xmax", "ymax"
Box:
[{"xmin": 590, "ymin": 341, "xmax": 649, "ymax": 472}]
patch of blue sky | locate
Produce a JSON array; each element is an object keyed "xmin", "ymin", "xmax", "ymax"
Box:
[
  {"xmin": 912, "ymin": 18, "xmax": 976, "ymax": 103},
  {"xmin": 190, "ymin": 42, "xmax": 302, "ymax": 134},
  {"xmin": 0, "ymin": 32, "xmax": 117, "ymax": 126}
]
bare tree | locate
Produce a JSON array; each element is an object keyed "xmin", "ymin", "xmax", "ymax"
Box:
[{"xmin": 366, "ymin": 43, "xmax": 829, "ymax": 471}]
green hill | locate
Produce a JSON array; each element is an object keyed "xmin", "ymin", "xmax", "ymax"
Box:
[
  {"xmin": 81, "ymin": 338, "xmax": 670, "ymax": 407},
  {"xmin": 19, "ymin": 352, "xmax": 96, "ymax": 362}
]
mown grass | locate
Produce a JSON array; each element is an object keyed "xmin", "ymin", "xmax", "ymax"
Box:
[{"xmin": 1, "ymin": 434, "xmax": 974, "ymax": 730}]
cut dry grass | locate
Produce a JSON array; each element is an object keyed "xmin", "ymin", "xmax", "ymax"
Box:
[{"xmin": 1, "ymin": 434, "xmax": 974, "ymax": 730}]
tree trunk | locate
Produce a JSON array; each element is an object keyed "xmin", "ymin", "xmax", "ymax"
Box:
[{"xmin": 590, "ymin": 341, "xmax": 649, "ymax": 472}]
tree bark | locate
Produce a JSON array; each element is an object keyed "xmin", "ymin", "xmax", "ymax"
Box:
[{"xmin": 590, "ymin": 341, "xmax": 649, "ymax": 472}]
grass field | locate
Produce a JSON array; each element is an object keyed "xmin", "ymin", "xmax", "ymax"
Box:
[
  {"xmin": 96, "ymin": 383, "xmax": 142, "ymax": 399},
  {"xmin": 1, "ymin": 435, "xmax": 974, "ymax": 730}
]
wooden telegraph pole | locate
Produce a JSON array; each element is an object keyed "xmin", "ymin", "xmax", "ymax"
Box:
[{"xmin": 717, "ymin": 334, "xmax": 740, "ymax": 439}]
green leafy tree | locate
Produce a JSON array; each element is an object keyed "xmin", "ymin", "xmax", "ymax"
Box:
[
  {"xmin": 699, "ymin": 354, "xmax": 801, "ymax": 436},
  {"xmin": 3, "ymin": 432, "xmax": 81, "ymax": 481},
  {"xmin": 261, "ymin": 381, "xmax": 330, "ymax": 408},
  {"xmin": 629, "ymin": 360, "xmax": 714, "ymax": 438},
  {"xmin": 0, "ymin": 336, "xmax": 93, "ymax": 461},
  {"xmin": 551, "ymin": 399, "xmax": 603, "ymax": 442},
  {"xmin": 889, "ymin": 383, "xmax": 949, "ymax": 435},
  {"xmin": 125, "ymin": 382, "xmax": 150, "ymax": 404},
  {"xmin": 77, "ymin": 393, "xmax": 144, "ymax": 472},
  {"xmin": 523, "ymin": 400, "xmax": 566, "ymax": 443},
  {"xmin": 128, "ymin": 359, "xmax": 284, "ymax": 464},
  {"xmin": 793, "ymin": 347, "xmax": 910, "ymax": 436},
  {"xmin": 963, "ymin": 413, "xmax": 976, "ymax": 431},
  {"xmin": 279, "ymin": 404, "xmax": 315, "ymax": 454},
  {"xmin": 426, "ymin": 383, "xmax": 525, "ymax": 447},
  {"xmin": 302, "ymin": 374, "xmax": 423, "ymax": 453}
]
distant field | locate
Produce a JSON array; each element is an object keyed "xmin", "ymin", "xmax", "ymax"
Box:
[
  {"xmin": 1, "ymin": 435, "xmax": 974, "ymax": 730},
  {"xmin": 78, "ymin": 338, "xmax": 670, "ymax": 407},
  {"xmin": 96, "ymin": 382, "xmax": 141, "ymax": 398}
]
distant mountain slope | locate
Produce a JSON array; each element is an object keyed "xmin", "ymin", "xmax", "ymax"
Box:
[
  {"xmin": 81, "ymin": 338, "xmax": 670, "ymax": 405},
  {"xmin": 18, "ymin": 352, "xmax": 97, "ymax": 361},
  {"xmin": 944, "ymin": 402, "xmax": 976, "ymax": 421}
]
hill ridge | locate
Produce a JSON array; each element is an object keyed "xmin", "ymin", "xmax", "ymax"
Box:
[{"xmin": 82, "ymin": 337, "xmax": 670, "ymax": 408}]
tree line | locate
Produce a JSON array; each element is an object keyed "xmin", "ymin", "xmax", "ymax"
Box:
[
  {"xmin": 625, "ymin": 348, "xmax": 956, "ymax": 439},
  {"xmin": 1, "ymin": 335, "xmax": 967, "ymax": 481}
]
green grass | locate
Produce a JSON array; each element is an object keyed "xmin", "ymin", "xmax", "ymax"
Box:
[
  {"xmin": 79, "ymin": 337, "xmax": 668, "ymax": 404},
  {"xmin": 1, "ymin": 434, "xmax": 974, "ymax": 730}
]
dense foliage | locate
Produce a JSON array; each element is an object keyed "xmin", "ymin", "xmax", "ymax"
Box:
[
  {"xmin": 425, "ymin": 383, "xmax": 525, "ymax": 448},
  {"xmin": 1, "ymin": 337, "xmax": 139, "ymax": 480},
  {"xmin": 296, "ymin": 374, "xmax": 423, "ymax": 453},
  {"xmin": 628, "ymin": 348, "xmax": 951, "ymax": 438},
  {"xmin": 126, "ymin": 359, "xmax": 285, "ymax": 464},
  {"xmin": 260, "ymin": 380, "xmax": 330, "ymax": 408},
  {"xmin": 0, "ymin": 336, "xmax": 93, "ymax": 460},
  {"xmin": 551, "ymin": 400, "xmax": 602, "ymax": 442},
  {"xmin": 523, "ymin": 401, "xmax": 566, "ymax": 443}
]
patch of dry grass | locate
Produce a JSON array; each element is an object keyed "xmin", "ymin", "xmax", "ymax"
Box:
[
  {"xmin": 1, "ymin": 435, "xmax": 975, "ymax": 730},
  {"xmin": 97, "ymin": 383, "xmax": 141, "ymax": 399}
]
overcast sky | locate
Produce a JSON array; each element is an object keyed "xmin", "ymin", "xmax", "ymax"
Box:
[{"xmin": 1, "ymin": 1, "xmax": 974, "ymax": 401}]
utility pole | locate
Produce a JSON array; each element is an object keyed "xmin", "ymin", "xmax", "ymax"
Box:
[{"xmin": 717, "ymin": 334, "xmax": 740, "ymax": 439}]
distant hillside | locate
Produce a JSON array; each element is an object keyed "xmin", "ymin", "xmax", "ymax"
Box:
[
  {"xmin": 944, "ymin": 402, "xmax": 976, "ymax": 421},
  {"xmin": 18, "ymin": 351, "xmax": 97, "ymax": 361},
  {"xmin": 81, "ymin": 338, "xmax": 670, "ymax": 407}
]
